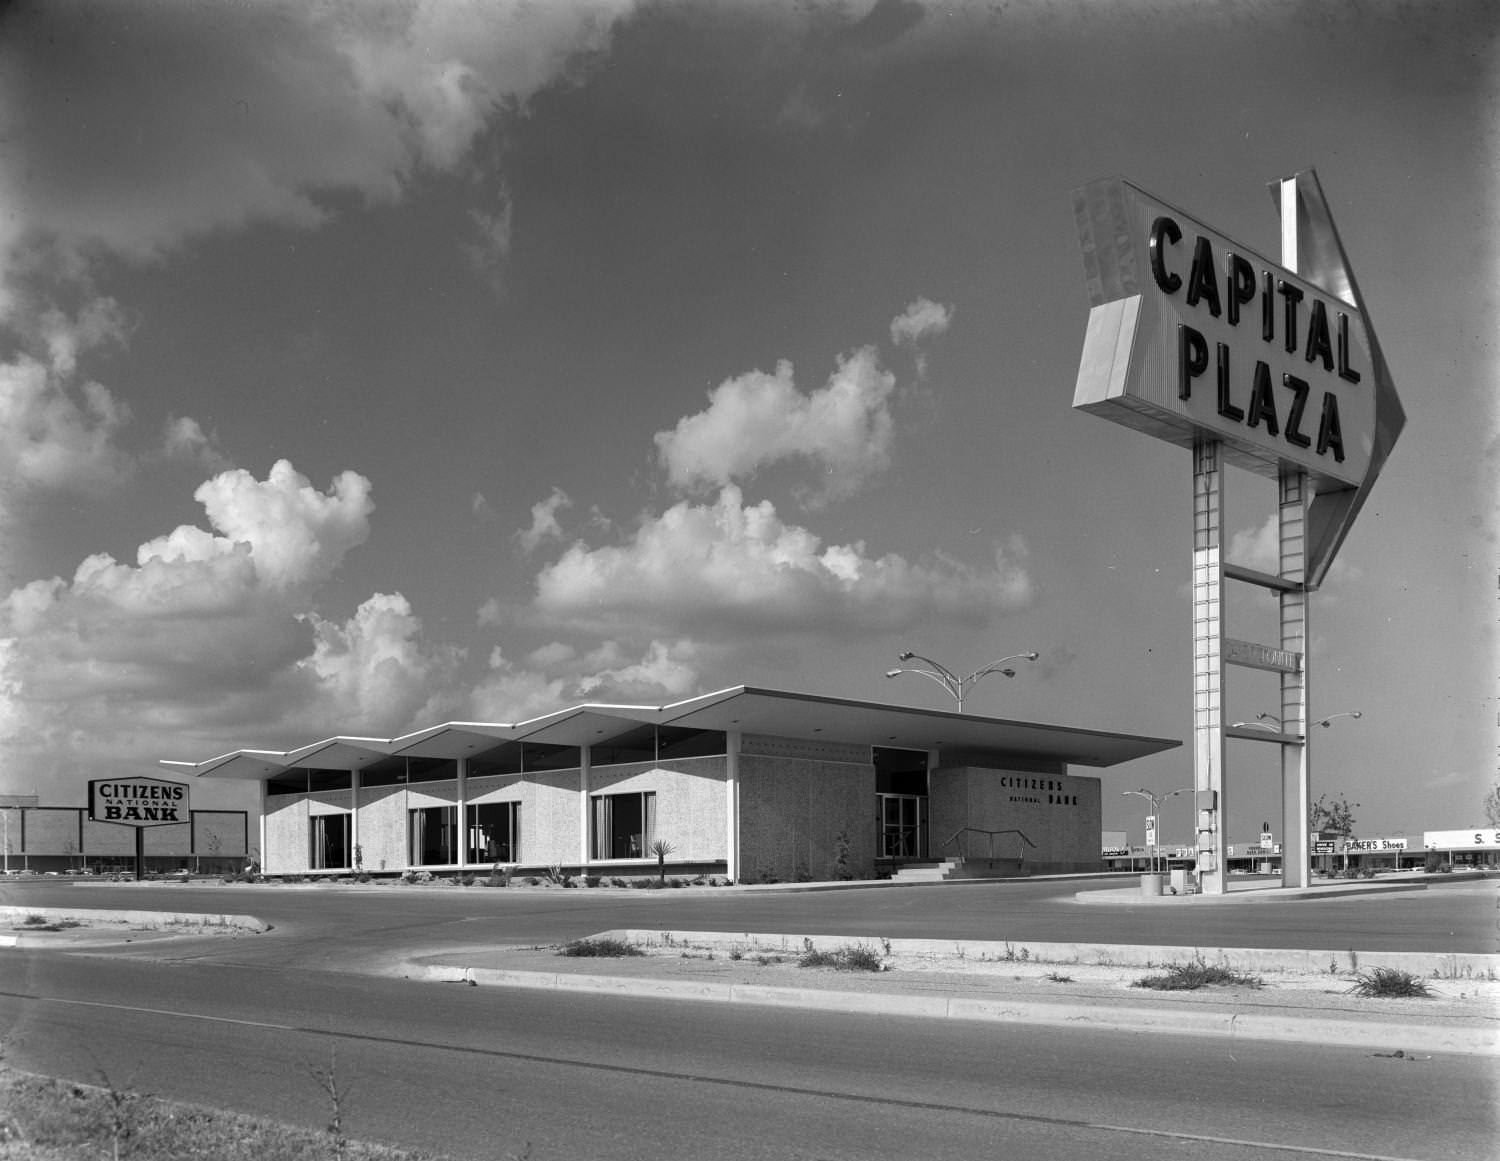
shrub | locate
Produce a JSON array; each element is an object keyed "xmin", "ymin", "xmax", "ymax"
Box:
[
  {"xmin": 483, "ymin": 874, "xmax": 508, "ymax": 887},
  {"xmin": 1132, "ymin": 961, "xmax": 1262, "ymax": 990},
  {"xmin": 1349, "ymin": 967, "xmax": 1432, "ymax": 998},
  {"xmin": 559, "ymin": 937, "xmax": 644, "ymax": 958},
  {"xmin": 797, "ymin": 945, "xmax": 883, "ymax": 972},
  {"xmin": 827, "ymin": 829, "xmax": 855, "ymax": 880},
  {"xmin": 584, "ymin": 875, "xmax": 602, "ymax": 888},
  {"xmin": 609, "ymin": 877, "xmax": 629, "ymax": 888},
  {"xmin": 523, "ymin": 876, "xmax": 541, "ymax": 886}
]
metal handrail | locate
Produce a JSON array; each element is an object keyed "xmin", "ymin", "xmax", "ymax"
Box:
[{"xmin": 942, "ymin": 827, "xmax": 1036, "ymax": 861}]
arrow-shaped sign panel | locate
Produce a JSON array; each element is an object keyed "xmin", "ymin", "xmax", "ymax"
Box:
[{"xmin": 1071, "ymin": 174, "xmax": 1403, "ymax": 588}]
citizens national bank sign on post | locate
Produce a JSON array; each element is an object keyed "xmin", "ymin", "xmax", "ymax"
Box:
[{"xmin": 89, "ymin": 777, "xmax": 190, "ymax": 825}]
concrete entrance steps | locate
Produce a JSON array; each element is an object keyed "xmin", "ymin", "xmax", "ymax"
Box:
[
  {"xmin": 888, "ymin": 858, "xmax": 1032, "ymax": 882},
  {"xmin": 887, "ymin": 860, "xmax": 961, "ymax": 883}
]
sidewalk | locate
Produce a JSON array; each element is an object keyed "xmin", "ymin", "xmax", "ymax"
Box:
[{"xmin": 406, "ymin": 929, "xmax": 1499, "ymax": 1058}]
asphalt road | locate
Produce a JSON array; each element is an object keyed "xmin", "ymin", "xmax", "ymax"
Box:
[
  {"xmin": 2, "ymin": 876, "xmax": 1495, "ymax": 974},
  {"xmin": 4, "ymin": 950, "xmax": 1494, "ymax": 1161}
]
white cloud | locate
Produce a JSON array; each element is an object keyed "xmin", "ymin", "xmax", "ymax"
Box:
[
  {"xmin": 0, "ymin": 299, "xmax": 136, "ymax": 505},
  {"xmin": 297, "ymin": 592, "xmax": 466, "ymax": 732},
  {"xmin": 0, "ymin": 461, "xmax": 392, "ymax": 795},
  {"xmin": 135, "ymin": 460, "xmax": 373, "ymax": 592},
  {"xmin": 1228, "ymin": 515, "xmax": 1281, "ymax": 574},
  {"xmin": 0, "ymin": 0, "xmax": 635, "ymax": 290},
  {"xmin": 471, "ymin": 638, "xmax": 701, "ymax": 721},
  {"xmin": 531, "ymin": 484, "xmax": 1032, "ymax": 639},
  {"xmin": 654, "ymin": 347, "xmax": 896, "ymax": 505},
  {"xmin": 163, "ymin": 415, "xmax": 231, "ymax": 470},
  {"xmin": 890, "ymin": 296, "xmax": 953, "ymax": 347},
  {"xmin": 517, "ymin": 487, "xmax": 573, "ymax": 553},
  {"xmin": 466, "ymin": 186, "xmax": 514, "ymax": 294},
  {"xmin": 0, "ymin": 351, "xmax": 132, "ymax": 496}
]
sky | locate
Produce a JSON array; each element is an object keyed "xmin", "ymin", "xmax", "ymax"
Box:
[{"xmin": 0, "ymin": 0, "xmax": 1494, "ymax": 847}]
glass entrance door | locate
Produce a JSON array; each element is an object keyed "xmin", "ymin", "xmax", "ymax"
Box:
[{"xmin": 880, "ymin": 794, "xmax": 926, "ymax": 859}]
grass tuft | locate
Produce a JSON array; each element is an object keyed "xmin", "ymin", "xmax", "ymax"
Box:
[
  {"xmin": 557, "ymin": 937, "xmax": 644, "ymax": 958},
  {"xmin": 1349, "ymin": 967, "xmax": 1432, "ymax": 998},
  {"xmin": 1132, "ymin": 961, "xmax": 1262, "ymax": 991},
  {"xmin": 797, "ymin": 945, "xmax": 883, "ymax": 972}
]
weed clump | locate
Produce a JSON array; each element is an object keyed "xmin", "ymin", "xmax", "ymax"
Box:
[
  {"xmin": 1349, "ymin": 967, "xmax": 1432, "ymax": 998},
  {"xmin": 558, "ymin": 937, "xmax": 644, "ymax": 958},
  {"xmin": 1132, "ymin": 961, "xmax": 1262, "ymax": 991},
  {"xmin": 797, "ymin": 945, "xmax": 884, "ymax": 972}
]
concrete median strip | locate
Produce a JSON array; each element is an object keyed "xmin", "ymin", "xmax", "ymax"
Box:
[
  {"xmin": 0, "ymin": 905, "xmax": 268, "ymax": 947},
  {"xmin": 407, "ymin": 959, "xmax": 1498, "ymax": 1057}
]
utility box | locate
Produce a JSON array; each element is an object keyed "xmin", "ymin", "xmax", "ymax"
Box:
[{"xmin": 1170, "ymin": 867, "xmax": 1197, "ymax": 895}]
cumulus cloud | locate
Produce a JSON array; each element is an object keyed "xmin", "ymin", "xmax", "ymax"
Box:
[
  {"xmin": 0, "ymin": 461, "xmax": 395, "ymax": 792},
  {"xmin": 531, "ymin": 484, "xmax": 1032, "ymax": 639},
  {"xmin": 654, "ymin": 347, "xmax": 896, "ymax": 506},
  {"xmin": 890, "ymin": 296, "xmax": 953, "ymax": 347},
  {"xmin": 134, "ymin": 460, "xmax": 374, "ymax": 591},
  {"xmin": 162, "ymin": 415, "xmax": 231, "ymax": 470},
  {"xmin": 297, "ymin": 593, "xmax": 466, "ymax": 732},
  {"xmin": 0, "ymin": 300, "xmax": 134, "ymax": 499},
  {"xmin": 0, "ymin": 0, "xmax": 635, "ymax": 292},
  {"xmin": 471, "ymin": 638, "xmax": 702, "ymax": 721},
  {"xmin": 517, "ymin": 487, "xmax": 573, "ymax": 553},
  {"xmin": 0, "ymin": 351, "xmax": 131, "ymax": 497}
]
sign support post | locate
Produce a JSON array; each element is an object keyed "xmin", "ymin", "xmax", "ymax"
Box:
[
  {"xmin": 1278, "ymin": 468, "xmax": 1311, "ymax": 887},
  {"xmin": 1191, "ymin": 437, "xmax": 1227, "ymax": 894}
]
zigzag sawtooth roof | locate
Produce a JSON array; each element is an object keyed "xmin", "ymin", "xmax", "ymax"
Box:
[{"xmin": 159, "ymin": 685, "xmax": 1180, "ymax": 780}]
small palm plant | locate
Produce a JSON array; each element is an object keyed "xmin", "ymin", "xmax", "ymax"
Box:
[{"xmin": 650, "ymin": 838, "xmax": 676, "ymax": 886}]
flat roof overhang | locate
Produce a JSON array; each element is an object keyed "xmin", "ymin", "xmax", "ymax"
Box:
[{"xmin": 161, "ymin": 685, "xmax": 1180, "ymax": 781}]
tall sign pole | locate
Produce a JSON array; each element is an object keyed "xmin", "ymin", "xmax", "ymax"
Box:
[{"xmin": 1071, "ymin": 173, "xmax": 1403, "ymax": 893}]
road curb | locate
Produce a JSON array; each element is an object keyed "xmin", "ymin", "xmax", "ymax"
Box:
[
  {"xmin": 0, "ymin": 905, "xmax": 268, "ymax": 937},
  {"xmin": 407, "ymin": 961, "xmax": 1497, "ymax": 1056},
  {"xmin": 600, "ymin": 929, "xmax": 1500, "ymax": 980}
]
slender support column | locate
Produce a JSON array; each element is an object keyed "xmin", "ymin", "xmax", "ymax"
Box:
[
  {"xmin": 258, "ymin": 781, "xmax": 268, "ymax": 875},
  {"xmin": 579, "ymin": 746, "xmax": 591, "ymax": 866},
  {"xmin": 724, "ymin": 731, "xmax": 741, "ymax": 883},
  {"xmin": 1278, "ymin": 183, "xmax": 1312, "ymax": 889},
  {"xmin": 455, "ymin": 758, "xmax": 467, "ymax": 870},
  {"xmin": 350, "ymin": 767, "xmax": 361, "ymax": 872},
  {"xmin": 1279, "ymin": 471, "xmax": 1312, "ymax": 886},
  {"xmin": 1192, "ymin": 437, "xmax": 1229, "ymax": 894}
]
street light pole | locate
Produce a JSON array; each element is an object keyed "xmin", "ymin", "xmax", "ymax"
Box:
[
  {"xmin": 885, "ymin": 650, "xmax": 1039, "ymax": 713},
  {"xmin": 1122, "ymin": 788, "xmax": 1161, "ymax": 873}
]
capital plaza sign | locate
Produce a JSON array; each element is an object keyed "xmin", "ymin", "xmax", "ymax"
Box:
[{"xmin": 1071, "ymin": 172, "xmax": 1404, "ymax": 894}]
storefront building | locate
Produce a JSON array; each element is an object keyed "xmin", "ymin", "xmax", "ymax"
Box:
[
  {"xmin": 163, "ymin": 686, "xmax": 1179, "ymax": 881},
  {"xmin": 0, "ymin": 805, "xmax": 250, "ymax": 875}
]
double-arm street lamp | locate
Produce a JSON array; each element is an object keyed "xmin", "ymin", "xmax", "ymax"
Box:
[
  {"xmin": 884, "ymin": 649, "xmax": 1039, "ymax": 713},
  {"xmin": 1230, "ymin": 711, "xmax": 1362, "ymax": 734}
]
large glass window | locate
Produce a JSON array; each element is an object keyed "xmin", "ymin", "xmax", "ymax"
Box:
[
  {"xmin": 467, "ymin": 802, "xmax": 519, "ymax": 864},
  {"xmin": 591, "ymin": 791, "xmax": 656, "ymax": 860},
  {"xmin": 409, "ymin": 805, "xmax": 457, "ymax": 865},
  {"xmin": 268, "ymin": 767, "xmax": 351, "ymax": 796},
  {"xmin": 591, "ymin": 727, "xmax": 727, "ymax": 768},
  {"xmin": 309, "ymin": 813, "xmax": 350, "ymax": 869}
]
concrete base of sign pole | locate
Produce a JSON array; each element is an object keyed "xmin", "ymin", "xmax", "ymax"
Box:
[{"xmin": 1139, "ymin": 872, "xmax": 1165, "ymax": 896}]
